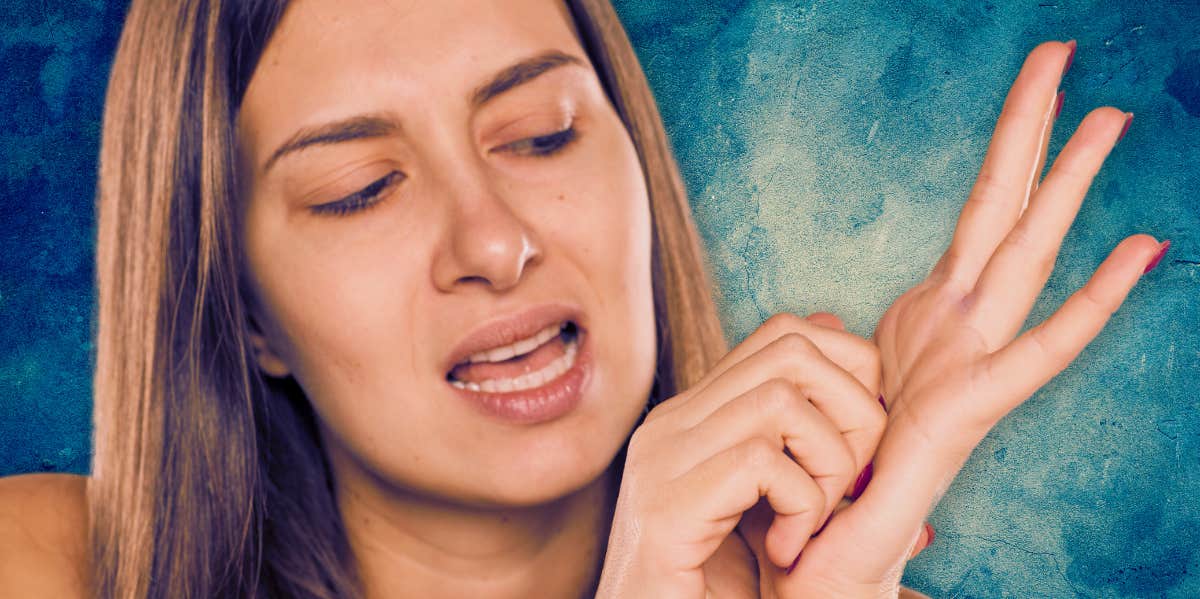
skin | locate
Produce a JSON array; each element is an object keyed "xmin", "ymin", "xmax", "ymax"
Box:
[
  {"xmin": 592, "ymin": 38, "xmax": 1159, "ymax": 599},
  {"xmin": 237, "ymin": 1, "xmax": 899, "ymax": 596},
  {"xmin": 235, "ymin": 0, "xmax": 659, "ymax": 596},
  {"xmin": 768, "ymin": 42, "xmax": 1163, "ymax": 597},
  {"xmin": 0, "ymin": 6, "xmax": 1147, "ymax": 599},
  {"xmin": 1, "ymin": 1, "xmax": 897, "ymax": 597}
]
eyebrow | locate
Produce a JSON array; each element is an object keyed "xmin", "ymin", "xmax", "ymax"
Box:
[{"xmin": 260, "ymin": 50, "xmax": 587, "ymax": 174}]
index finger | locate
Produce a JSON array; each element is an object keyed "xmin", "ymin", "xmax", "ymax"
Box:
[{"xmin": 656, "ymin": 312, "xmax": 881, "ymax": 419}]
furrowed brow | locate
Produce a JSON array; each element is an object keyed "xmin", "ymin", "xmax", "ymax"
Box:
[
  {"xmin": 262, "ymin": 114, "xmax": 400, "ymax": 174},
  {"xmin": 470, "ymin": 50, "xmax": 585, "ymax": 109},
  {"xmin": 261, "ymin": 50, "xmax": 587, "ymax": 174}
]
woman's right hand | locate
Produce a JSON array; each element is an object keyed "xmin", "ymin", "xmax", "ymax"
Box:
[{"xmin": 594, "ymin": 312, "xmax": 889, "ymax": 598}]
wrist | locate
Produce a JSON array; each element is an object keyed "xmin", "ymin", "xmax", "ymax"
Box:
[
  {"xmin": 594, "ymin": 544, "xmax": 695, "ymax": 599},
  {"xmin": 785, "ymin": 578, "xmax": 903, "ymax": 599}
]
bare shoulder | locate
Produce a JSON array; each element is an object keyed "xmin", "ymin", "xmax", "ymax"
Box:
[{"xmin": 0, "ymin": 473, "xmax": 90, "ymax": 597}]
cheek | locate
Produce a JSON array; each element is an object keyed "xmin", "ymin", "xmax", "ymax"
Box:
[
  {"xmin": 244, "ymin": 213, "xmax": 428, "ymax": 400},
  {"xmin": 557, "ymin": 127, "xmax": 652, "ymax": 270},
  {"xmin": 562, "ymin": 130, "xmax": 657, "ymax": 387}
]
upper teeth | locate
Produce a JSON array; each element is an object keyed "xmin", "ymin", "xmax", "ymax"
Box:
[{"xmin": 466, "ymin": 321, "xmax": 565, "ymax": 364}]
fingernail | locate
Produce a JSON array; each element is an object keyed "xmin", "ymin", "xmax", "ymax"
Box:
[
  {"xmin": 786, "ymin": 551, "xmax": 802, "ymax": 575},
  {"xmin": 850, "ymin": 461, "xmax": 874, "ymax": 498},
  {"xmin": 1062, "ymin": 39, "xmax": 1077, "ymax": 76},
  {"xmin": 1118, "ymin": 112, "xmax": 1134, "ymax": 142},
  {"xmin": 924, "ymin": 522, "xmax": 936, "ymax": 546},
  {"xmin": 1053, "ymin": 90, "xmax": 1065, "ymax": 119},
  {"xmin": 1143, "ymin": 240, "xmax": 1171, "ymax": 274},
  {"xmin": 878, "ymin": 394, "xmax": 888, "ymax": 413}
]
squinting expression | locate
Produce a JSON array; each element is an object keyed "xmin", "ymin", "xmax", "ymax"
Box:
[{"xmin": 235, "ymin": 0, "xmax": 658, "ymax": 506}]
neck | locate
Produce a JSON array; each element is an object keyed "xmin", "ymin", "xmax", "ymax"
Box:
[{"xmin": 328, "ymin": 447, "xmax": 619, "ymax": 599}]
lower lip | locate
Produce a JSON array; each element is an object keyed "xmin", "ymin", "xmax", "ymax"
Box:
[{"xmin": 447, "ymin": 328, "xmax": 593, "ymax": 425}]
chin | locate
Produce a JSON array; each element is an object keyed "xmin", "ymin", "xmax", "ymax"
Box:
[{"xmin": 459, "ymin": 417, "xmax": 632, "ymax": 508}]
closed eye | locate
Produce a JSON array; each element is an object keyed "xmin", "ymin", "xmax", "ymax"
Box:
[
  {"xmin": 309, "ymin": 126, "xmax": 577, "ymax": 219},
  {"xmin": 495, "ymin": 125, "xmax": 577, "ymax": 157},
  {"xmin": 310, "ymin": 170, "xmax": 405, "ymax": 218}
]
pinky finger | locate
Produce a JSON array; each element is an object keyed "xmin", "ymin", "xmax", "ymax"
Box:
[{"xmin": 980, "ymin": 234, "xmax": 1166, "ymax": 421}]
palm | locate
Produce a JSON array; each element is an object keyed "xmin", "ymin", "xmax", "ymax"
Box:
[{"xmin": 761, "ymin": 40, "xmax": 1166, "ymax": 596}]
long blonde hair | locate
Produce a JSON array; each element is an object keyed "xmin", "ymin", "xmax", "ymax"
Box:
[{"xmin": 90, "ymin": 0, "xmax": 728, "ymax": 596}]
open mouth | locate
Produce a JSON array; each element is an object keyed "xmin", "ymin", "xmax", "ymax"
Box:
[{"xmin": 447, "ymin": 321, "xmax": 581, "ymax": 393}]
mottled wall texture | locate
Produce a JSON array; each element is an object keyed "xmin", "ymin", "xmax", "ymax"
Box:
[{"xmin": 1, "ymin": 1, "xmax": 1196, "ymax": 597}]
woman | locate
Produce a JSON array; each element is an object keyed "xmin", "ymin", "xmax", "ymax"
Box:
[{"xmin": 0, "ymin": 0, "xmax": 1166, "ymax": 597}]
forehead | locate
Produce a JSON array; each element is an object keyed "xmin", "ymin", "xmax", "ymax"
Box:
[{"xmin": 237, "ymin": 0, "xmax": 586, "ymax": 156}]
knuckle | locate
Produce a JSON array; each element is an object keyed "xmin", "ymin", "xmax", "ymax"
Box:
[
  {"xmin": 931, "ymin": 280, "xmax": 971, "ymax": 312},
  {"xmin": 858, "ymin": 338, "xmax": 883, "ymax": 379},
  {"xmin": 775, "ymin": 332, "xmax": 819, "ymax": 357},
  {"xmin": 625, "ymin": 423, "xmax": 657, "ymax": 461},
  {"xmin": 1001, "ymin": 225, "xmax": 1039, "ymax": 252},
  {"xmin": 641, "ymin": 399, "xmax": 671, "ymax": 425},
  {"xmin": 754, "ymin": 378, "xmax": 803, "ymax": 415},
  {"xmin": 741, "ymin": 437, "xmax": 780, "ymax": 469},
  {"xmin": 932, "ymin": 247, "xmax": 964, "ymax": 282},
  {"xmin": 1053, "ymin": 156, "xmax": 1095, "ymax": 182},
  {"xmin": 999, "ymin": 229, "xmax": 1057, "ymax": 278},
  {"xmin": 761, "ymin": 312, "xmax": 807, "ymax": 338},
  {"xmin": 971, "ymin": 169, "xmax": 1022, "ymax": 203},
  {"xmin": 997, "ymin": 100, "xmax": 1049, "ymax": 128},
  {"xmin": 1029, "ymin": 325, "xmax": 1063, "ymax": 363},
  {"xmin": 1078, "ymin": 283, "xmax": 1117, "ymax": 317}
]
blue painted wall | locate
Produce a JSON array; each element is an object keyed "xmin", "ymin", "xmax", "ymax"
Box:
[{"xmin": 1, "ymin": 1, "xmax": 1196, "ymax": 597}]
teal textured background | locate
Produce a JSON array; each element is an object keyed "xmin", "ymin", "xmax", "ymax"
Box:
[{"xmin": 1, "ymin": 1, "xmax": 1197, "ymax": 597}]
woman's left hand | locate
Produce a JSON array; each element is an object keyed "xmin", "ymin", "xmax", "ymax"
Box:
[{"xmin": 763, "ymin": 39, "xmax": 1169, "ymax": 597}]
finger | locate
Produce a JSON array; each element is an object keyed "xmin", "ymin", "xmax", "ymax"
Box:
[
  {"xmin": 935, "ymin": 40, "xmax": 1074, "ymax": 290},
  {"xmin": 1027, "ymin": 89, "xmax": 1064, "ymax": 203},
  {"xmin": 669, "ymin": 437, "xmax": 825, "ymax": 569},
  {"xmin": 681, "ymin": 378, "xmax": 858, "ymax": 527},
  {"xmin": 806, "ymin": 232, "xmax": 1161, "ymax": 580},
  {"xmin": 698, "ymin": 312, "xmax": 879, "ymax": 399},
  {"xmin": 908, "ymin": 523, "xmax": 935, "ymax": 560},
  {"xmin": 653, "ymin": 312, "xmax": 880, "ymax": 423},
  {"xmin": 978, "ymin": 233, "xmax": 1163, "ymax": 425},
  {"xmin": 967, "ymin": 107, "xmax": 1132, "ymax": 347},
  {"xmin": 803, "ymin": 311, "xmax": 845, "ymax": 330},
  {"xmin": 673, "ymin": 333, "xmax": 885, "ymax": 476}
]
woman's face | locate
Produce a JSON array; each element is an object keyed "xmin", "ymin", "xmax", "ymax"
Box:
[{"xmin": 235, "ymin": 0, "xmax": 657, "ymax": 506}]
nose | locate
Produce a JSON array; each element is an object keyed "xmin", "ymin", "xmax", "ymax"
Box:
[{"xmin": 431, "ymin": 165, "xmax": 544, "ymax": 293}]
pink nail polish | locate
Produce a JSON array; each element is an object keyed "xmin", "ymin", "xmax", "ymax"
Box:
[
  {"xmin": 851, "ymin": 461, "xmax": 874, "ymax": 498},
  {"xmin": 1053, "ymin": 90, "xmax": 1065, "ymax": 119},
  {"xmin": 1118, "ymin": 113, "xmax": 1134, "ymax": 142},
  {"xmin": 924, "ymin": 522, "xmax": 936, "ymax": 546},
  {"xmin": 1143, "ymin": 240, "xmax": 1171, "ymax": 274},
  {"xmin": 786, "ymin": 552, "xmax": 802, "ymax": 575},
  {"xmin": 1062, "ymin": 39, "xmax": 1077, "ymax": 76}
]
